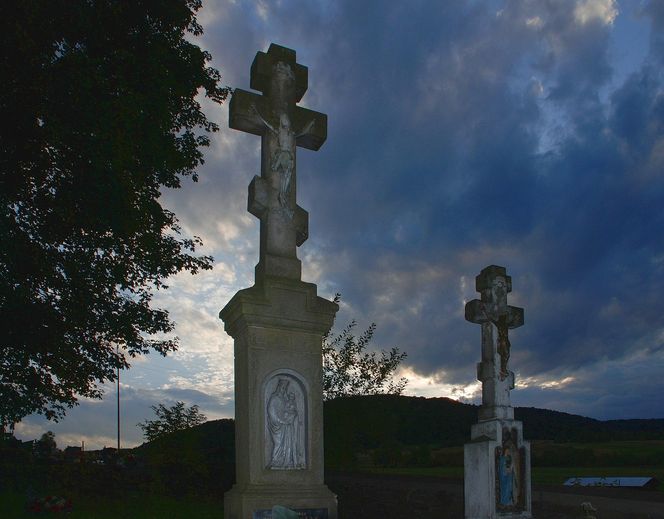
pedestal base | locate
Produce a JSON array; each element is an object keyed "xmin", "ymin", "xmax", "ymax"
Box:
[
  {"xmin": 220, "ymin": 277, "xmax": 338, "ymax": 519},
  {"xmin": 464, "ymin": 419, "xmax": 532, "ymax": 519},
  {"xmin": 224, "ymin": 483, "xmax": 338, "ymax": 519}
]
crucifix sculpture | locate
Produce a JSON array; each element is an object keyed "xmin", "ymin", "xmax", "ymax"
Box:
[
  {"xmin": 465, "ymin": 265, "xmax": 524, "ymax": 420},
  {"xmin": 221, "ymin": 44, "xmax": 339, "ymax": 518},
  {"xmin": 229, "ymin": 44, "xmax": 327, "ymax": 281}
]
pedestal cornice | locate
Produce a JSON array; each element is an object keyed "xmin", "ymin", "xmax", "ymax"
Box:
[{"xmin": 219, "ymin": 277, "xmax": 338, "ymax": 338}]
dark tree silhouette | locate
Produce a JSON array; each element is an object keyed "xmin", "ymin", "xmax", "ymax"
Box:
[
  {"xmin": 0, "ymin": 0, "xmax": 230, "ymax": 425},
  {"xmin": 138, "ymin": 401, "xmax": 207, "ymax": 442},
  {"xmin": 323, "ymin": 295, "xmax": 408, "ymax": 401},
  {"xmin": 35, "ymin": 431, "xmax": 57, "ymax": 458}
]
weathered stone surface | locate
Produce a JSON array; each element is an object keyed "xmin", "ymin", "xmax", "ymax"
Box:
[
  {"xmin": 221, "ymin": 43, "xmax": 337, "ymax": 519},
  {"xmin": 464, "ymin": 265, "xmax": 532, "ymax": 519},
  {"xmin": 229, "ymin": 43, "xmax": 327, "ymax": 282},
  {"xmin": 465, "ymin": 265, "xmax": 524, "ymax": 421}
]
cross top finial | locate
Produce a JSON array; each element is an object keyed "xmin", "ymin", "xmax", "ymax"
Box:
[
  {"xmin": 250, "ymin": 44, "xmax": 308, "ymax": 102},
  {"xmin": 474, "ymin": 265, "xmax": 513, "ymax": 319},
  {"xmin": 475, "ymin": 265, "xmax": 512, "ymax": 293}
]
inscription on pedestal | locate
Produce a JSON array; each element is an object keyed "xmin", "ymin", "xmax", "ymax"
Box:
[
  {"xmin": 253, "ymin": 508, "xmax": 328, "ymax": 519},
  {"xmin": 264, "ymin": 371, "xmax": 308, "ymax": 470}
]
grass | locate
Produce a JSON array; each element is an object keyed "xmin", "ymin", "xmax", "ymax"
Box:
[
  {"xmin": 364, "ymin": 466, "xmax": 464, "ymax": 479},
  {"xmin": 362, "ymin": 440, "xmax": 664, "ymax": 490},
  {"xmin": 0, "ymin": 490, "xmax": 224, "ymax": 519}
]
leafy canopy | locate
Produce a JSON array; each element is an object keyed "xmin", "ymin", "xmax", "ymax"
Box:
[
  {"xmin": 138, "ymin": 401, "xmax": 207, "ymax": 443},
  {"xmin": 0, "ymin": 0, "xmax": 229, "ymax": 425},
  {"xmin": 323, "ymin": 295, "xmax": 408, "ymax": 401}
]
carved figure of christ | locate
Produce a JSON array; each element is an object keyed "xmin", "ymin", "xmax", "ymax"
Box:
[
  {"xmin": 229, "ymin": 44, "xmax": 327, "ymax": 280},
  {"xmin": 250, "ymin": 104, "xmax": 316, "ymax": 216}
]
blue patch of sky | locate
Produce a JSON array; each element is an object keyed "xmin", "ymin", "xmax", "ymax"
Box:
[{"xmin": 608, "ymin": 2, "xmax": 651, "ymax": 91}]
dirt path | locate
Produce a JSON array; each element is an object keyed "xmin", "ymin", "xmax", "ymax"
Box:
[{"xmin": 325, "ymin": 472, "xmax": 664, "ymax": 519}]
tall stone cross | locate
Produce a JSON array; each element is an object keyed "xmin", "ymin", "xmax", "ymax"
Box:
[
  {"xmin": 465, "ymin": 265, "xmax": 524, "ymax": 421},
  {"xmin": 229, "ymin": 44, "xmax": 327, "ymax": 281}
]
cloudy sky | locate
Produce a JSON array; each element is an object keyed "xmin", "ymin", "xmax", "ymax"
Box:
[{"xmin": 16, "ymin": 0, "xmax": 664, "ymax": 450}]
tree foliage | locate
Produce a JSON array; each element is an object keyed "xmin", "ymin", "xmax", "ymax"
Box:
[
  {"xmin": 0, "ymin": 0, "xmax": 230, "ymax": 425},
  {"xmin": 35, "ymin": 431, "xmax": 57, "ymax": 458},
  {"xmin": 323, "ymin": 295, "xmax": 407, "ymax": 401},
  {"xmin": 138, "ymin": 401, "xmax": 207, "ymax": 443}
]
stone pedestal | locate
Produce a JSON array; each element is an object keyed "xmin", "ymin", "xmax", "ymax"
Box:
[
  {"xmin": 223, "ymin": 43, "xmax": 336, "ymax": 519},
  {"xmin": 220, "ymin": 277, "xmax": 338, "ymax": 519},
  {"xmin": 465, "ymin": 419, "xmax": 532, "ymax": 519}
]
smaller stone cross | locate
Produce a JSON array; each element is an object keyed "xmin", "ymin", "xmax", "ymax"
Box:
[
  {"xmin": 465, "ymin": 265, "xmax": 524, "ymax": 420},
  {"xmin": 229, "ymin": 44, "xmax": 327, "ymax": 281}
]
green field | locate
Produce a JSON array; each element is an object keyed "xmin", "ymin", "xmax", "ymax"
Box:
[
  {"xmin": 368, "ymin": 465, "xmax": 664, "ymax": 489},
  {"xmin": 0, "ymin": 491, "xmax": 224, "ymax": 519},
  {"xmin": 366, "ymin": 440, "xmax": 664, "ymax": 491},
  {"xmin": 3, "ymin": 440, "xmax": 662, "ymax": 516},
  {"xmin": 531, "ymin": 440, "xmax": 664, "ymax": 467}
]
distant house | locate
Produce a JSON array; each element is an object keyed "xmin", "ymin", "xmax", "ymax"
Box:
[
  {"xmin": 64, "ymin": 446, "xmax": 83, "ymax": 463},
  {"xmin": 1, "ymin": 433, "xmax": 20, "ymax": 447},
  {"xmin": 100, "ymin": 447, "xmax": 118, "ymax": 464},
  {"xmin": 564, "ymin": 476, "xmax": 660, "ymax": 490}
]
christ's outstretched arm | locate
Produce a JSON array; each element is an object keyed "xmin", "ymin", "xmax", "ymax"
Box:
[
  {"xmin": 296, "ymin": 119, "xmax": 315, "ymax": 138},
  {"xmin": 250, "ymin": 104, "xmax": 277, "ymax": 134}
]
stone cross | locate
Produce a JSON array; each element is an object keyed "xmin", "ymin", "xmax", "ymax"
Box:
[
  {"xmin": 465, "ymin": 265, "xmax": 524, "ymax": 421},
  {"xmin": 229, "ymin": 44, "xmax": 327, "ymax": 281}
]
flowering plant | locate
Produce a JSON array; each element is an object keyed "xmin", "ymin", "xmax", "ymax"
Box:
[{"xmin": 27, "ymin": 495, "xmax": 72, "ymax": 514}]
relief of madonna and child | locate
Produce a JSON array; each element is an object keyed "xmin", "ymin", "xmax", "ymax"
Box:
[{"xmin": 265, "ymin": 374, "xmax": 307, "ymax": 470}]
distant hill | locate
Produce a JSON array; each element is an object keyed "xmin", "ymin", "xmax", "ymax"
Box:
[
  {"xmin": 325, "ymin": 395, "xmax": 664, "ymax": 451},
  {"xmin": 131, "ymin": 395, "xmax": 664, "ymax": 473},
  {"xmin": 133, "ymin": 418, "xmax": 235, "ymax": 494},
  {"xmin": 134, "ymin": 417, "xmax": 235, "ymax": 458}
]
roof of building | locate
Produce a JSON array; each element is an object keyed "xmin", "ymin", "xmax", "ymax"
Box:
[{"xmin": 563, "ymin": 477, "xmax": 658, "ymax": 488}]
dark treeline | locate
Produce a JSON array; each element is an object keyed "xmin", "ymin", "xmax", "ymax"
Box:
[
  {"xmin": 132, "ymin": 395, "xmax": 664, "ymax": 475},
  {"xmin": 4, "ymin": 395, "xmax": 663, "ymax": 499},
  {"xmin": 1, "ymin": 419, "xmax": 236, "ymax": 500},
  {"xmin": 325, "ymin": 395, "xmax": 664, "ymax": 448}
]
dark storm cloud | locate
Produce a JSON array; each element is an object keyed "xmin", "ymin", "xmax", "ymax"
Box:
[
  {"xmin": 168, "ymin": 0, "xmax": 664, "ymax": 419},
  {"xmin": 23, "ymin": 0, "xmax": 664, "ymax": 450},
  {"xmin": 645, "ymin": 0, "xmax": 664, "ymax": 64},
  {"xmin": 513, "ymin": 343, "xmax": 664, "ymax": 419},
  {"xmin": 301, "ymin": 0, "xmax": 663, "ymax": 416}
]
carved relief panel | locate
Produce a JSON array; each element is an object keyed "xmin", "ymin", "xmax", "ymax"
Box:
[{"xmin": 263, "ymin": 370, "xmax": 308, "ymax": 470}]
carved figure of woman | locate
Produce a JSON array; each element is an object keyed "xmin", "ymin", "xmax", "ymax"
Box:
[
  {"xmin": 267, "ymin": 378, "xmax": 301, "ymax": 469},
  {"xmin": 498, "ymin": 429, "xmax": 521, "ymax": 508},
  {"xmin": 498, "ymin": 446, "xmax": 515, "ymax": 505}
]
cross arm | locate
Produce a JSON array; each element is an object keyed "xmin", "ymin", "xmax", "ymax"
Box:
[
  {"xmin": 250, "ymin": 44, "xmax": 309, "ymax": 102},
  {"xmin": 294, "ymin": 106, "xmax": 327, "ymax": 150},
  {"xmin": 465, "ymin": 299, "xmax": 524, "ymax": 329},
  {"xmin": 506, "ymin": 306, "xmax": 524, "ymax": 329},
  {"xmin": 465, "ymin": 299, "xmax": 489, "ymax": 324},
  {"xmin": 229, "ymin": 89, "xmax": 269, "ymax": 136}
]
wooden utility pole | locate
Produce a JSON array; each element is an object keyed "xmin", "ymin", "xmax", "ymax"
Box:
[{"xmin": 116, "ymin": 345, "xmax": 120, "ymax": 452}]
